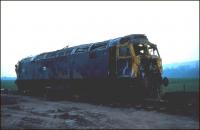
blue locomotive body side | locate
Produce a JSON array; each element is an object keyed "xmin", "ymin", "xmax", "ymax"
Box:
[
  {"xmin": 16, "ymin": 42, "xmax": 110, "ymax": 81},
  {"xmin": 15, "ymin": 34, "xmax": 168, "ymax": 99}
]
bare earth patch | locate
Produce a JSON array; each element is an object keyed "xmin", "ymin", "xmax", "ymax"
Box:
[{"xmin": 1, "ymin": 94, "xmax": 199, "ymax": 129}]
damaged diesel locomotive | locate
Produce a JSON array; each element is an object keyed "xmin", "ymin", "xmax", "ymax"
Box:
[{"xmin": 15, "ymin": 34, "xmax": 168, "ymax": 100}]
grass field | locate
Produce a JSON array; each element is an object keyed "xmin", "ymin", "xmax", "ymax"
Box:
[
  {"xmin": 1, "ymin": 80, "xmax": 17, "ymax": 90},
  {"xmin": 1, "ymin": 78, "xmax": 199, "ymax": 93},
  {"xmin": 161, "ymin": 78, "xmax": 199, "ymax": 93}
]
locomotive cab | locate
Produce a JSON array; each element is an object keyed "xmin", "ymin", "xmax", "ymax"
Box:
[
  {"xmin": 114, "ymin": 38, "xmax": 168, "ymax": 98},
  {"xmin": 115, "ymin": 41, "xmax": 162, "ymax": 79}
]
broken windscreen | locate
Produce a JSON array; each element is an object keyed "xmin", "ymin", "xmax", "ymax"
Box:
[
  {"xmin": 134, "ymin": 43, "xmax": 160, "ymax": 57},
  {"xmin": 148, "ymin": 45, "xmax": 159, "ymax": 57}
]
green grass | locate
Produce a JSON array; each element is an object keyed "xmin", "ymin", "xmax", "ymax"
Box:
[
  {"xmin": 1, "ymin": 80, "xmax": 17, "ymax": 90},
  {"xmin": 161, "ymin": 78, "xmax": 199, "ymax": 93}
]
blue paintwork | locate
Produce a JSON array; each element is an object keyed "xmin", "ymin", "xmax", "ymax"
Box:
[{"xmin": 16, "ymin": 34, "xmax": 150, "ymax": 80}]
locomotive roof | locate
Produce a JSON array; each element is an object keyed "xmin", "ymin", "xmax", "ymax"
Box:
[{"xmin": 20, "ymin": 34, "xmax": 154, "ymax": 63}]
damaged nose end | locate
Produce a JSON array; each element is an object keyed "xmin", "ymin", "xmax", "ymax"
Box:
[{"xmin": 163, "ymin": 77, "xmax": 169, "ymax": 87}]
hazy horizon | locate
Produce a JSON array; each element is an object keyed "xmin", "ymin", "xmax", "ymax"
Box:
[{"xmin": 1, "ymin": 1, "xmax": 199, "ymax": 77}]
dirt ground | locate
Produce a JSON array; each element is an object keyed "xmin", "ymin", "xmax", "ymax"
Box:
[{"xmin": 1, "ymin": 94, "xmax": 199, "ymax": 129}]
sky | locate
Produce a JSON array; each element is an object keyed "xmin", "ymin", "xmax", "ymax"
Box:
[{"xmin": 1, "ymin": 1, "xmax": 199, "ymax": 77}]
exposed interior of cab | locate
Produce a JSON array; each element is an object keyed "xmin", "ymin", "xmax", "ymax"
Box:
[{"xmin": 133, "ymin": 43, "xmax": 160, "ymax": 57}]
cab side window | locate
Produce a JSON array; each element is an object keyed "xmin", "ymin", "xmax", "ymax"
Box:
[{"xmin": 119, "ymin": 46, "xmax": 130, "ymax": 57}]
